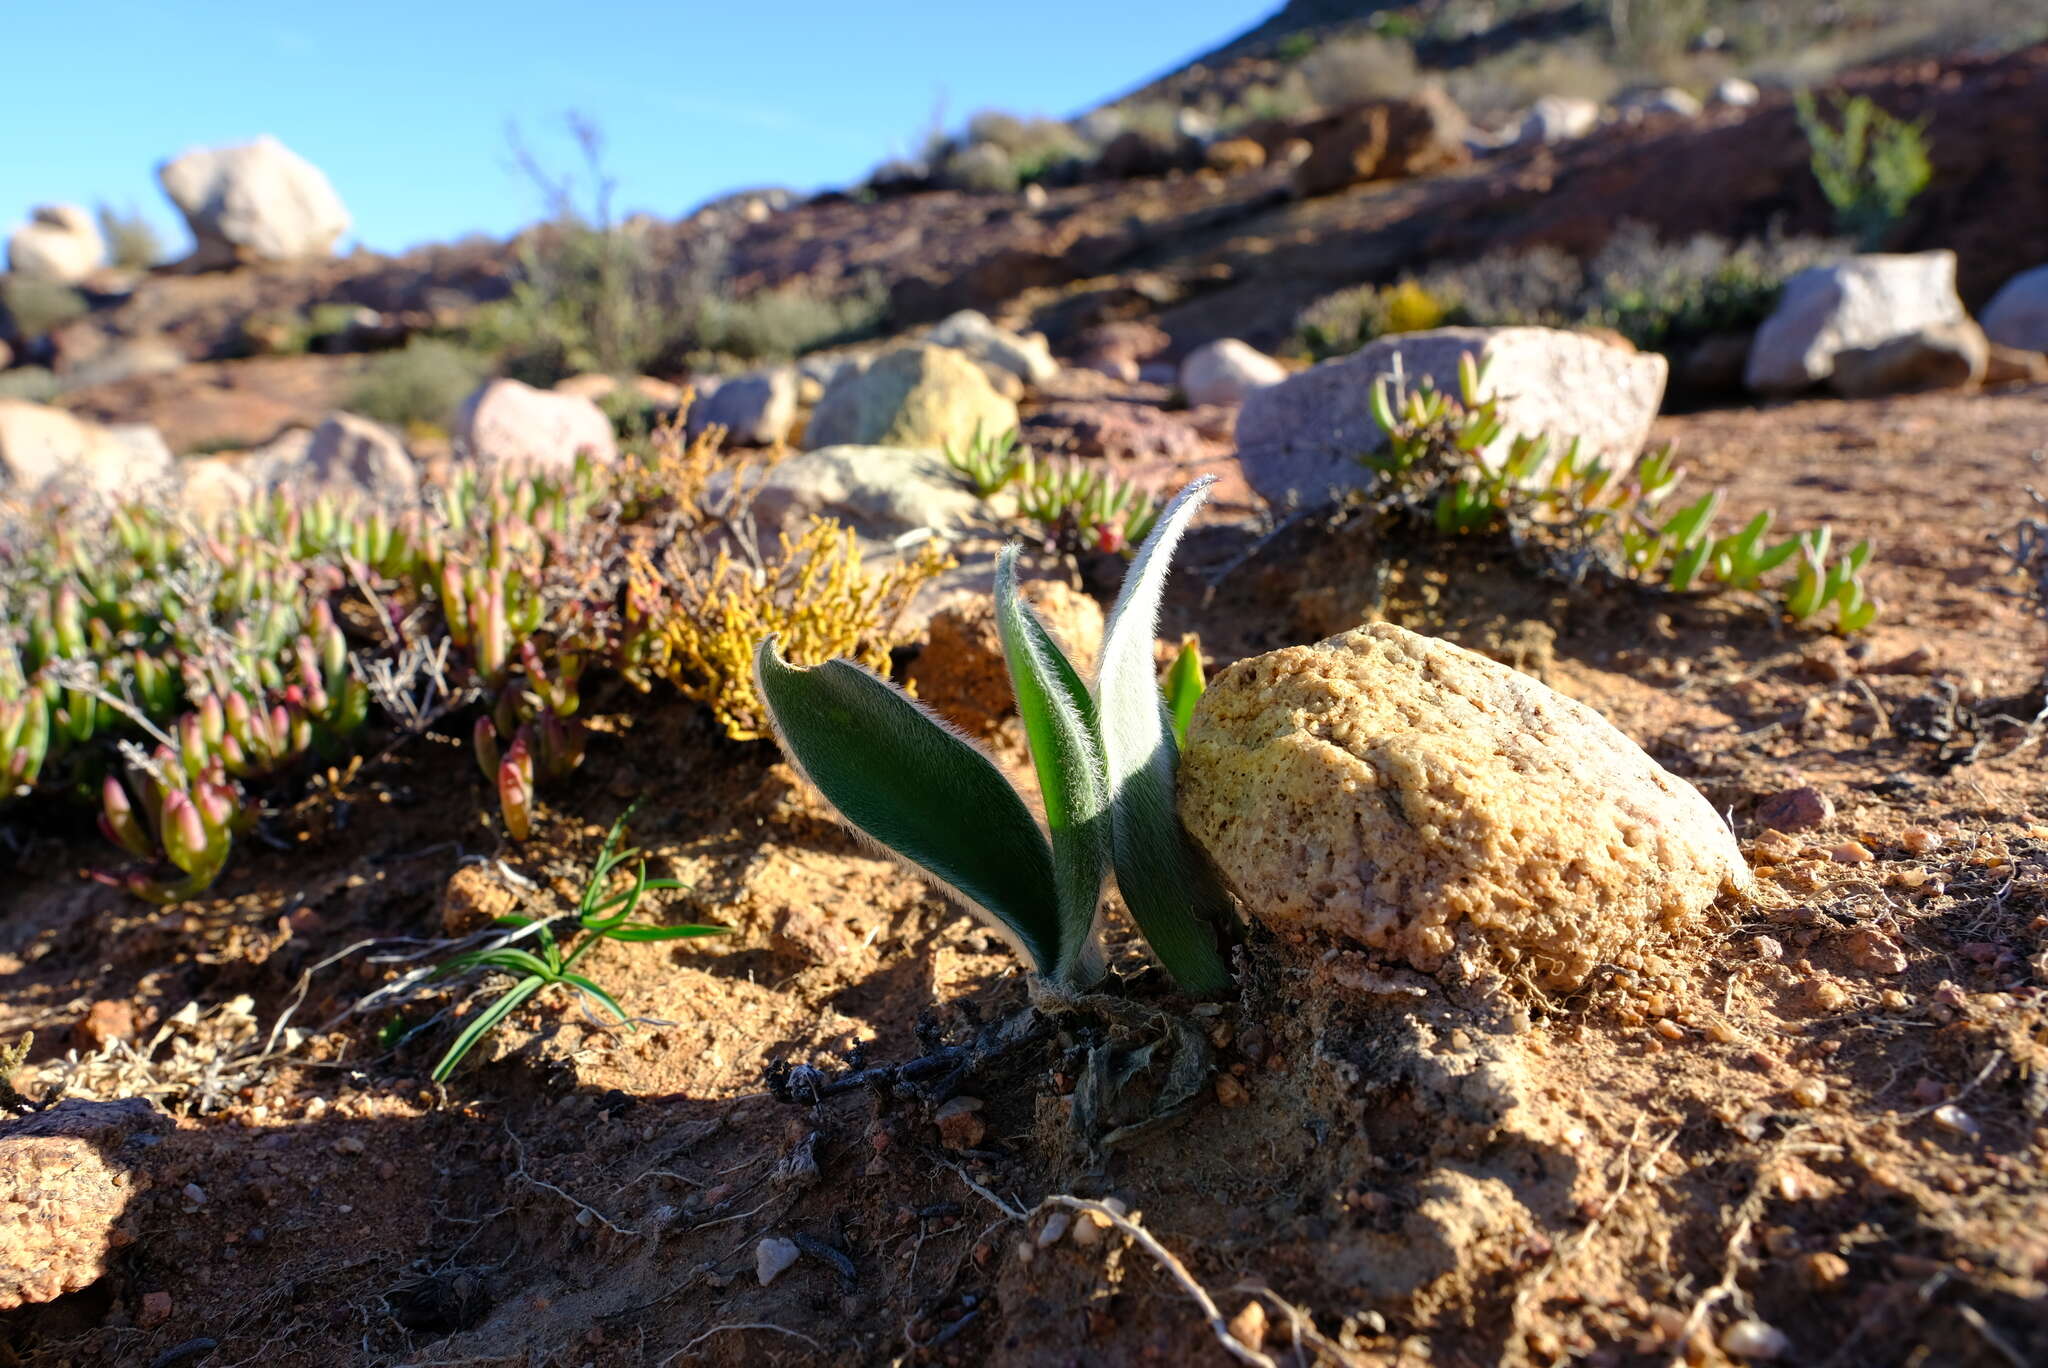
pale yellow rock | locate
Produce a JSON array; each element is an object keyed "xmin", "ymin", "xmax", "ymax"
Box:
[{"xmin": 1179, "ymin": 624, "xmax": 1747, "ymax": 987}]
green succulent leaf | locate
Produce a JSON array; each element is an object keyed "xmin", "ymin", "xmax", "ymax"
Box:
[
  {"xmin": 1095, "ymin": 477, "xmax": 1235, "ymax": 996},
  {"xmin": 1163, "ymin": 638, "xmax": 1204, "ymax": 749},
  {"xmin": 994, "ymin": 544, "xmax": 1108, "ymax": 988},
  {"xmin": 755, "ymin": 637, "xmax": 1062, "ymax": 975}
]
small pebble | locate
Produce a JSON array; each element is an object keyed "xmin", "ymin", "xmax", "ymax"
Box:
[
  {"xmin": 1720, "ymin": 1317, "xmax": 1791, "ymax": 1359},
  {"xmin": 1215, "ymin": 1074, "xmax": 1249, "ymax": 1107},
  {"xmin": 1788, "ymin": 1077, "xmax": 1828, "ymax": 1108},
  {"xmin": 1654, "ymin": 1018, "xmax": 1685, "ymax": 1040},
  {"xmin": 1931, "ymin": 1104, "xmax": 1980, "ymax": 1139},
  {"xmin": 1036, "ymin": 1212, "xmax": 1071, "ymax": 1248},
  {"xmin": 1227, "ymin": 1300, "xmax": 1269, "ymax": 1352},
  {"xmin": 756, "ymin": 1236, "xmax": 800, "ymax": 1286},
  {"xmin": 1829, "ymin": 839, "xmax": 1874, "ymax": 864},
  {"xmin": 1802, "ymin": 1251, "xmax": 1849, "ymax": 1288},
  {"xmin": 1900, "ymin": 826, "xmax": 1943, "ymax": 854}
]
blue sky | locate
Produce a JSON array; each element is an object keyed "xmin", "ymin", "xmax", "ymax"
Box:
[{"xmin": 2, "ymin": 0, "xmax": 1264, "ymax": 257}]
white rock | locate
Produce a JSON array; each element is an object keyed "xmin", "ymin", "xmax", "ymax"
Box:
[
  {"xmin": 1981, "ymin": 263, "xmax": 2048, "ymax": 352},
  {"xmin": 755, "ymin": 1236, "xmax": 800, "ymax": 1286},
  {"xmin": 1719, "ymin": 1318, "xmax": 1791, "ymax": 1359},
  {"xmin": 156, "ymin": 135, "xmax": 351, "ymax": 268},
  {"xmin": 747, "ymin": 445, "xmax": 980, "ymax": 543},
  {"xmin": 1235, "ymin": 327, "xmax": 1667, "ymax": 506},
  {"xmin": 301, "ymin": 411, "xmax": 417, "ymax": 501},
  {"xmin": 1617, "ymin": 87, "xmax": 1703, "ymax": 119},
  {"xmin": 1515, "ymin": 96, "xmax": 1600, "ymax": 146},
  {"xmin": 6, "ymin": 205, "xmax": 103, "ymax": 283},
  {"xmin": 804, "ymin": 344, "xmax": 1018, "ymax": 453},
  {"xmin": 1712, "ymin": 77, "xmax": 1761, "ymax": 108},
  {"xmin": 1745, "ymin": 251, "xmax": 1964, "ymax": 394},
  {"xmin": 454, "ymin": 378, "xmax": 618, "ymax": 472},
  {"xmin": 175, "ymin": 458, "xmax": 257, "ymax": 520},
  {"xmin": 925, "ymin": 310, "xmax": 1058, "ymax": 387},
  {"xmin": 693, "ymin": 367, "xmax": 798, "ymax": 446},
  {"xmin": 1179, "ymin": 338, "xmax": 1287, "ymax": 407},
  {"xmin": 0, "ymin": 401, "xmax": 172, "ymax": 498}
]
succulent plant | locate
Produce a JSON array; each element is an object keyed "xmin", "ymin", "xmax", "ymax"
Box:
[{"xmin": 756, "ymin": 479, "xmax": 1236, "ymax": 995}]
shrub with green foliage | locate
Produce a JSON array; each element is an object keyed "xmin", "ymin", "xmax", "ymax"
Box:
[
  {"xmin": 95, "ymin": 205, "xmax": 163, "ymax": 271},
  {"xmin": 1795, "ymin": 91, "xmax": 1933, "ymax": 249},
  {"xmin": 349, "ymin": 337, "xmax": 492, "ymax": 430},
  {"xmin": 0, "ymin": 276, "xmax": 88, "ymax": 339},
  {"xmin": 1296, "ymin": 224, "xmax": 1844, "ymax": 358},
  {"xmin": 1360, "ymin": 354, "xmax": 1879, "ymax": 634}
]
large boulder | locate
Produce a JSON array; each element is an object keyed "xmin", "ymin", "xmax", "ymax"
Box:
[
  {"xmin": 1745, "ymin": 251, "xmax": 1966, "ymax": 395},
  {"xmin": 1179, "ymin": 624, "xmax": 1748, "ymax": 988},
  {"xmin": 455, "ymin": 378, "xmax": 617, "ymax": 471},
  {"xmin": 1981, "ymin": 264, "xmax": 2048, "ymax": 353},
  {"xmin": 0, "ymin": 401, "xmax": 173, "ymax": 498},
  {"xmin": 804, "ymin": 344, "xmax": 1018, "ymax": 453},
  {"xmin": 1828, "ymin": 320, "xmax": 1989, "ymax": 398},
  {"xmin": 300, "ymin": 411, "xmax": 417, "ymax": 501},
  {"xmin": 1292, "ymin": 88, "xmax": 1471, "ymax": 198},
  {"xmin": 1, "ymin": 1098, "xmax": 169, "ymax": 1310},
  {"xmin": 1179, "ymin": 338, "xmax": 1288, "ymax": 407},
  {"xmin": 747, "ymin": 445, "xmax": 980, "ymax": 543},
  {"xmin": 6, "ymin": 205, "xmax": 103, "ymax": 283},
  {"xmin": 924, "ymin": 310, "xmax": 1058, "ymax": 389},
  {"xmin": 1235, "ymin": 326, "xmax": 1667, "ymax": 507},
  {"xmin": 156, "ymin": 135, "xmax": 351, "ymax": 268},
  {"xmin": 694, "ymin": 368, "xmax": 797, "ymax": 446}
]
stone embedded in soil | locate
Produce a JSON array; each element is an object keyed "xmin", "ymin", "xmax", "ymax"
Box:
[
  {"xmin": 1755, "ymin": 785, "xmax": 1834, "ymax": 833},
  {"xmin": 755, "ymin": 1236, "xmax": 800, "ymax": 1286},
  {"xmin": 438, "ymin": 864, "xmax": 520, "ymax": 938},
  {"xmin": 72, "ymin": 999, "xmax": 136, "ymax": 1050},
  {"xmin": 1, "ymin": 1097, "xmax": 169, "ymax": 1310},
  {"xmin": 933, "ymin": 1096, "xmax": 986, "ymax": 1150},
  {"xmin": 1178, "ymin": 623, "xmax": 1749, "ymax": 988},
  {"xmin": 769, "ymin": 907, "xmax": 853, "ymax": 966}
]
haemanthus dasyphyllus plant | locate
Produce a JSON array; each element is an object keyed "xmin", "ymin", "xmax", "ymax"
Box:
[{"xmin": 754, "ymin": 478, "xmax": 1234, "ymax": 995}]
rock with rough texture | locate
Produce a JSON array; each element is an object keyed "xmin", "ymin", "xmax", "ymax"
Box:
[
  {"xmin": 298, "ymin": 411, "xmax": 417, "ymax": 500},
  {"xmin": 1235, "ymin": 327, "xmax": 1667, "ymax": 506},
  {"xmin": 455, "ymin": 378, "xmax": 618, "ymax": 471},
  {"xmin": 1515, "ymin": 96, "xmax": 1600, "ymax": 146},
  {"xmin": 1, "ymin": 1098, "xmax": 169, "ymax": 1309},
  {"xmin": 694, "ymin": 368, "xmax": 797, "ymax": 446},
  {"xmin": 157, "ymin": 136, "xmax": 351, "ymax": 268},
  {"xmin": 6, "ymin": 205, "xmax": 103, "ymax": 282},
  {"xmin": 1745, "ymin": 252, "xmax": 1966, "ymax": 394},
  {"xmin": 1293, "ymin": 89, "xmax": 1471, "ymax": 197},
  {"xmin": 1828, "ymin": 319, "xmax": 1988, "ymax": 397},
  {"xmin": 0, "ymin": 401, "xmax": 173, "ymax": 498},
  {"xmin": 1023, "ymin": 400, "xmax": 1210, "ymax": 464},
  {"xmin": 1179, "ymin": 624, "xmax": 1748, "ymax": 987},
  {"xmin": 925, "ymin": 310, "xmax": 1058, "ymax": 388},
  {"xmin": 748, "ymin": 445, "xmax": 979, "ymax": 542},
  {"xmin": 904, "ymin": 581, "xmax": 1105, "ymax": 735},
  {"xmin": 804, "ymin": 345, "xmax": 1018, "ymax": 453},
  {"xmin": 1180, "ymin": 338, "xmax": 1288, "ymax": 407},
  {"xmin": 1981, "ymin": 263, "xmax": 2048, "ymax": 352}
]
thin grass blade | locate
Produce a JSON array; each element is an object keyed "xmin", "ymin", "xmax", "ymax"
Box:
[
  {"xmin": 431, "ymin": 975, "xmax": 546, "ymax": 1082},
  {"xmin": 755, "ymin": 637, "xmax": 1062, "ymax": 974}
]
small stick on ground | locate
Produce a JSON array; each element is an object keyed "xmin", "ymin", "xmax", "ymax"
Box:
[{"xmin": 664, "ymin": 1322, "xmax": 822, "ymax": 1362}]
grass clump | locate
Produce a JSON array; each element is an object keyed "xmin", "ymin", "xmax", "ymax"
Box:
[
  {"xmin": 427, "ymin": 806, "xmax": 725, "ymax": 1082},
  {"xmin": 1795, "ymin": 91, "xmax": 1933, "ymax": 248},
  {"xmin": 755, "ymin": 479, "xmax": 1236, "ymax": 995},
  {"xmin": 349, "ymin": 337, "xmax": 492, "ymax": 431},
  {"xmin": 1298, "ymin": 33, "xmax": 1421, "ymax": 106}
]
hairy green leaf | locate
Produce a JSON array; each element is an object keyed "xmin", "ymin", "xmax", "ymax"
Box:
[
  {"xmin": 994, "ymin": 545, "xmax": 1108, "ymax": 987},
  {"xmin": 1095, "ymin": 478, "xmax": 1234, "ymax": 995},
  {"xmin": 755, "ymin": 636, "xmax": 1061, "ymax": 974}
]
